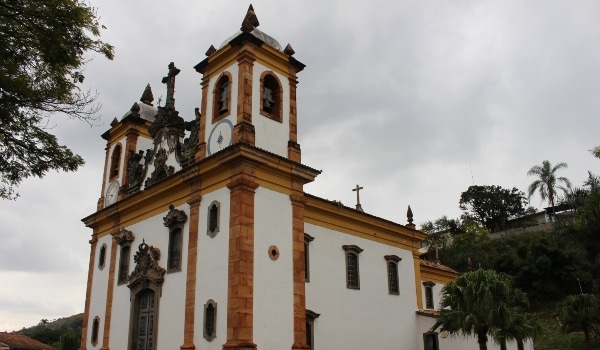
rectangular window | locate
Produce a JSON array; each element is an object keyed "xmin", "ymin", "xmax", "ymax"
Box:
[
  {"xmin": 168, "ymin": 228, "xmax": 182, "ymax": 272},
  {"xmin": 384, "ymin": 255, "xmax": 402, "ymax": 295},
  {"xmin": 423, "ymin": 332, "xmax": 439, "ymax": 350},
  {"xmin": 423, "ymin": 281, "xmax": 436, "ymax": 309},
  {"xmin": 342, "ymin": 245, "xmax": 363, "ymax": 289},
  {"xmin": 304, "ymin": 234, "xmax": 314, "ymax": 282},
  {"xmin": 118, "ymin": 245, "xmax": 130, "ymax": 284}
]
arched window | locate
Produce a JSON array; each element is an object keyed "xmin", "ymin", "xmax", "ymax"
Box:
[
  {"xmin": 110, "ymin": 144, "xmax": 122, "ymax": 179},
  {"xmin": 207, "ymin": 201, "xmax": 220, "ymax": 238},
  {"xmin": 260, "ymin": 72, "xmax": 282, "ymax": 122},
  {"xmin": 384, "ymin": 255, "xmax": 402, "ymax": 295},
  {"xmin": 203, "ymin": 299, "xmax": 217, "ymax": 341},
  {"xmin": 213, "ymin": 73, "xmax": 232, "ymax": 122},
  {"xmin": 98, "ymin": 244, "xmax": 107, "ymax": 269},
  {"xmin": 91, "ymin": 316, "xmax": 100, "ymax": 345},
  {"xmin": 342, "ymin": 245, "xmax": 363, "ymax": 289}
]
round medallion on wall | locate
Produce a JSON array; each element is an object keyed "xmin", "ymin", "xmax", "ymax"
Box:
[
  {"xmin": 207, "ymin": 119, "xmax": 233, "ymax": 156},
  {"xmin": 104, "ymin": 180, "xmax": 120, "ymax": 207}
]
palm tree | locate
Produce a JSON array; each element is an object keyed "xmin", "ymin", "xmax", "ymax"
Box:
[
  {"xmin": 492, "ymin": 312, "xmax": 540, "ymax": 350},
  {"xmin": 432, "ymin": 269, "xmax": 533, "ymax": 350},
  {"xmin": 557, "ymin": 294, "xmax": 600, "ymax": 350},
  {"xmin": 527, "ymin": 160, "xmax": 571, "ymax": 212}
]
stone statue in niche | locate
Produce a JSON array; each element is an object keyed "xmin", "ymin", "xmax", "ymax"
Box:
[
  {"xmin": 263, "ymin": 86, "xmax": 274, "ymax": 112},
  {"xmin": 127, "ymin": 150, "xmax": 145, "ymax": 193},
  {"xmin": 219, "ymin": 81, "xmax": 229, "ymax": 113}
]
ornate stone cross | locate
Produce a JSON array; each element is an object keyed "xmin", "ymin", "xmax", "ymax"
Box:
[
  {"xmin": 162, "ymin": 62, "xmax": 180, "ymax": 109},
  {"xmin": 352, "ymin": 184, "xmax": 364, "ymax": 212}
]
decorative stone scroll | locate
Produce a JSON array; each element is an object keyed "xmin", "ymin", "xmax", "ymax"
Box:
[
  {"xmin": 163, "ymin": 204, "xmax": 188, "ymax": 228},
  {"xmin": 114, "ymin": 227, "xmax": 135, "ymax": 246},
  {"xmin": 128, "ymin": 240, "xmax": 166, "ymax": 294}
]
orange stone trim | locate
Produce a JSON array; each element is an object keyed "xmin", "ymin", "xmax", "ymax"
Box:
[
  {"xmin": 224, "ymin": 162, "xmax": 258, "ymax": 350},
  {"xmin": 78, "ymin": 235, "xmax": 98, "ymax": 350},
  {"xmin": 287, "ymin": 75, "xmax": 301, "ymax": 163},
  {"xmin": 290, "ymin": 193, "xmax": 310, "ymax": 350},
  {"xmin": 196, "ymin": 75, "xmax": 210, "ymax": 162},
  {"xmin": 180, "ymin": 194, "xmax": 201, "ymax": 350},
  {"xmin": 99, "ymin": 143, "xmax": 111, "ymax": 211},
  {"xmin": 234, "ymin": 45, "xmax": 255, "ymax": 146}
]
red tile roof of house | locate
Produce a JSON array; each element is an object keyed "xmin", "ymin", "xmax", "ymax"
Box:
[
  {"xmin": 0, "ymin": 332, "xmax": 56, "ymax": 350},
  {"xmin": 419, "ymin": 259, "xmax": 458, "ymax": 273}
]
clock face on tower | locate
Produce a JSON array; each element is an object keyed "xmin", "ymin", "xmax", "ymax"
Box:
[
  {"xmin": 104, "ymin": 180, "xmax": 120, "ymax": 207},
  {"xmin": 207, "ymin": 119, "xmax": 233, "ymax": 156}
]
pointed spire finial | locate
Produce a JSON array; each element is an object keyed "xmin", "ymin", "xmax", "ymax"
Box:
[
  {"xmin": 205, "ymin": 45, "xmax": 217, "ymax": 57},
  {"xmin": 140, "ymin": 84, "xmax": 154, "ymax": 106},
  {"xmin": 406, "ymin": 205, "xmax": 416, "ymax": 229},
  {"xmin": 284, "ymin": 43, "xmax": 295, "ymax": 56},
  {"xmin": 241, "ymin": 4, "xmax": 260, "ymax": 32}
]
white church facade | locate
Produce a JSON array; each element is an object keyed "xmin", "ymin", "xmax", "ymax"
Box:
[{"xmin": 79, "ymin": 6, "xmax": 530, "ymax": 350}]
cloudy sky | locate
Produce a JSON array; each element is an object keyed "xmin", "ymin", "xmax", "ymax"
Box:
[{"xmin": 1, "ymin": 0, "xmax": 599, "ymax": 331}]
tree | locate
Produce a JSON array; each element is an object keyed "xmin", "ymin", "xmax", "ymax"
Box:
[
  {"xmin": 527, "ymin": 160, "xmax": 571, "ymax": 212},
  {"xmin": 591, "ymin": 146, "xmax": 600, "ymax": 160},
  {"xmin": 459, "ymin": 185, "xmax": 533, "ymax": 232},
  {"xmin": 0, "ymin": 0, "xmax": 114, "ymax": 199},
  {"xmin": 432, "ymin": 269, "xmax": 535, "ymax": 350},
  {"xmin": 492, "ymin": 312, "xmax": 540, "ymax": 350},
  {"xmin": 557, "ymin": 294, "xmax": 600, "ymax": 350}
]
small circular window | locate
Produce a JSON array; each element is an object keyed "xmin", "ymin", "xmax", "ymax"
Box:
[{"xmin": 268, "ymin": 245, "xmax": 280, "ymax": 260}]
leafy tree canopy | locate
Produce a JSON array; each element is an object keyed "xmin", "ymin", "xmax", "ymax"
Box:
[
  {"xmin": 459, "ymin": 185, "xmax": 534, "ymax": 233},
  {"xmin": 0, "ymin": 0, "xmax": 114, "ymax": 199}
]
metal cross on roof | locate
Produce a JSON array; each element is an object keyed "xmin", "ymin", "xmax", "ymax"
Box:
[{"xmin": 352, "ymin": 184, "xmax": 364, "ymax": 212}]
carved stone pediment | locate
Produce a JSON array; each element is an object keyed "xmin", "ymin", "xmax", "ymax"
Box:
[
  {"xmin": 128, "ymin": 240, "xmax": 166, "ymax": 293},
  {"xmin": 163, "ymin": 204, "xmax": 188, "ymax": 228},
  {"xmin": 114, "ymin": 228, "xmax": 135, "ymax": 246}
]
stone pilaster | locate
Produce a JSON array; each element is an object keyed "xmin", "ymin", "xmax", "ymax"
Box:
[
  {"xmin": 223, "ymin": 162, "xmax": 258, "ymax": 350},
  {"xmin": 78, "ymin": 235, "xmax": 98, "ymax": 350},
  {"xmin": 290, "ymin": 191, "xmax": 310, "ymax": 350},
  {"xmin": 234, "ymin": 45, "xmax": 256, "ymax": 146}
]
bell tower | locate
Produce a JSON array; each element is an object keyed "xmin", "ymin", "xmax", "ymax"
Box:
[{"xmin": 194, "ymin": 5, "xmax": 305, "ymax": 163}]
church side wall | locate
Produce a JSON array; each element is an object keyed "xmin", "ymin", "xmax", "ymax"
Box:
[
  {"xmin": 86, "ymin": 235, "xmax": 111, "ymax": 349},
  {"xmin": 304, "ymin": 222, "xmax": 419, "ymax": 349},
  {"xmin": 252, "ymin": 63, "xmax": 290, "ymax": 158},
  {"xmin": 253, "ymin": 187, "xmax": 294, "ymax": 348},
  {"xmin": 194, "ymin": 187, "xmax": 230, "ymax": 349}
]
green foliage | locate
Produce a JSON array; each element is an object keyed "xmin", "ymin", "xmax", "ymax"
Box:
[
  {"xmin": 527, "ymin": 160, "xmax": 572, "ymax": 210},
  {"xmin": 18, "ymin": 314, "xmax": 83, "ymax": 350},
  {"xmin": 0, "ymin": 0, "xmax": 114, "ymax": 199},
  {"xmin": 558, "ymin": 294, "xmax": 600, "ymax": 350},
  {"xmin": 459, "ymin": 185, "xmax": 533, "ymax": 233},
  {"xmin": 432, "ymin": 269, "xmax": 536, "ymax": 350},
  {"xmin": 592, "ymin": 146, "xmax": 600, "ymax": 160}
]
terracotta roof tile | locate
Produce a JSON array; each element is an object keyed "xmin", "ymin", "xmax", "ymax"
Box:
[
  {"xmin": 419, "ymin": 259, "xmax": 458, "ymax": 273},
  {"xmin": 0, "ymin": 332, "xmax": 56, "ymax": 350}
]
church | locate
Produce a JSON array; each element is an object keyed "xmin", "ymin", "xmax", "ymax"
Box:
[{"xmin": 79, "ymin": 5, "xmax": 528, "ymax": 350}]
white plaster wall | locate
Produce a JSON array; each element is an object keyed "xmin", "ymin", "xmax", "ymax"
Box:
[
  {"xmin": 194, "ymin": 187, "xmax": 230, "ymax": 349},
  {"xmin": 86, "ymin": 235, "xmax": 111, "ymax": 349},
  {"xmin": 253, "ymin": 187, "xmax": 294, "ymax": 348},
  {"xmin": 252, "ymin": 64, "xmax": 290, "ymax": 158},
  {"xmin": 416, "ymin": 316, "xmax": 533, "ymax": 350},
  {"xmin": 305, "ymin": 222, "xmax": 419, "ymax": 349},
  {"xmin": 106, "ymin": 205, "xmax": 189, "ymax": 350}
]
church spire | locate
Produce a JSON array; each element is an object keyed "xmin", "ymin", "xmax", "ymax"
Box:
[{"xmin": 240, "ymin": 4, "xmax": 259, "ymax": 32}]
